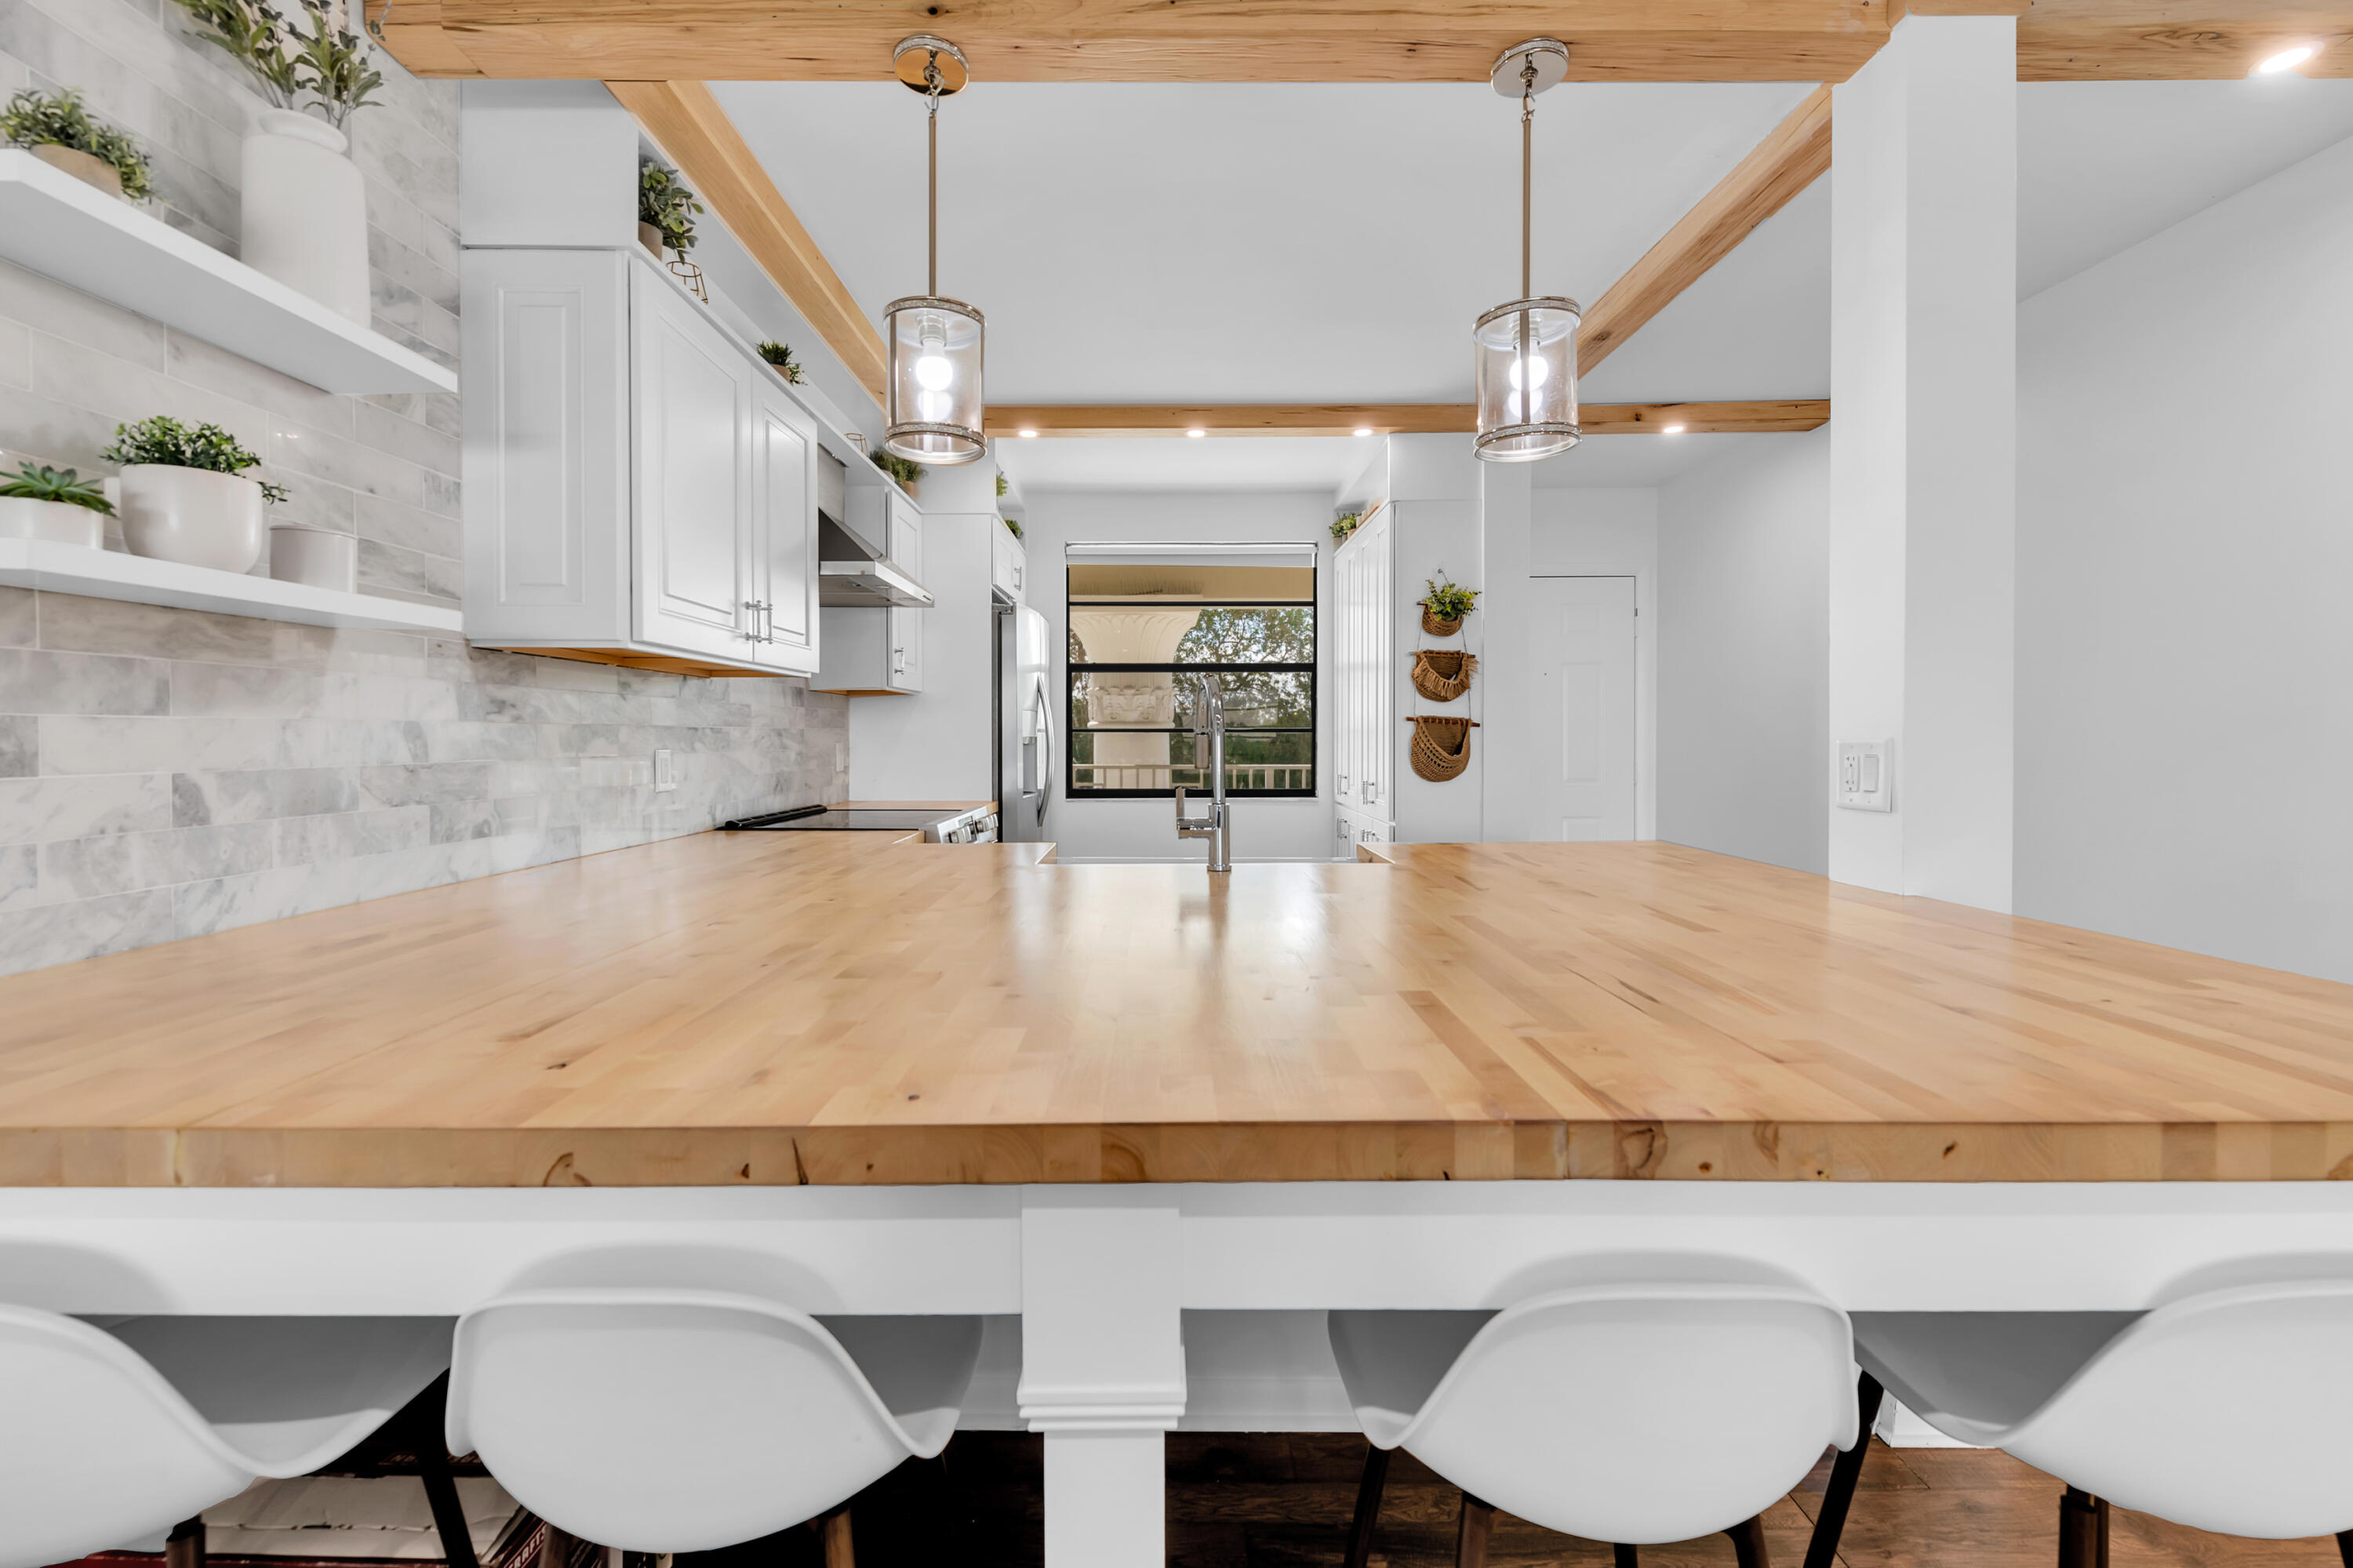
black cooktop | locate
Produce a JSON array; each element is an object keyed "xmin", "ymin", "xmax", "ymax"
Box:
[{"xmin": 719, "ymin": 805, "xmax": 962, "ymax": 832}]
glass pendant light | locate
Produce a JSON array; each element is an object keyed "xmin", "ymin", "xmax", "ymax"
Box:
[
  {"xmin": 1473, "ymin": 38, "xmax": 1580, "ymax": 464},
  {"xmin": 884, "ymin": 35, "xmax": 986, "ymax": 465}
]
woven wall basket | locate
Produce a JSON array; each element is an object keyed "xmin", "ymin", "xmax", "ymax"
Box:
[
  {"xmin": 1409, "ymin": 715, "xmax": 1481, "ymax": 782},
  {"xmin": 1409, "ymin": 649, "xmax": 1477, "ymax": 703},
  {"xmin": 1420, "ymin": 606, "xmax": 1464, "ymax": 638}
]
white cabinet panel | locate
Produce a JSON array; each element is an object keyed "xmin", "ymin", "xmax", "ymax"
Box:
[
  {"xmin": 632, "ymin": 267, "xmax": 754, "ymax": 661},
  {"xmin": 888, "ymin": 505, "xmax": 924, "ymax": 693},
  {"xmin": 750, "ymin": 384, "xmax": 819, "ymax": 675},
  {"xmin": 990, "ymin": 522, "xmax": 1027, "ymax": 604}
]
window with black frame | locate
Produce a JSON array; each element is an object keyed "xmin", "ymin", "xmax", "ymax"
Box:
[{"xmin": 1067, "ymin": 558, "xmax": 1315, "ymax": 799}]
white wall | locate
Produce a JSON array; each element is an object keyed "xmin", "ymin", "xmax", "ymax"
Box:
[
  {"xmin": 1657, "ymin": 431, "xmax": 1831, "ymax": 875},
  {"xmin": 2016, "ymin": 131, "xmax": 2353, "ymax": 983},
  {"xmin": 1529, "ymin": 487, "xmax": 1660, "ymax": 842},
  {"xmin": 1015, "ymin": 489, "xmax": 1335, "ymax": 863}
]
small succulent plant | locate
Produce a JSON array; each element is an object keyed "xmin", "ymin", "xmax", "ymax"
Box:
[
  {"xmin": 0, "ymin": 462, "xmax": 114, "ymax": 515},
  {"xmin": 755, "ymin": 342, "xmax": 805, "ymax": 384}
]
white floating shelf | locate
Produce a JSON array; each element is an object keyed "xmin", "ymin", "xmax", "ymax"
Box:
[
  {"xmin": 0, "ymin": 150, "xmax": 457, "ymax": 396},
  {"xmin": 0, "ymin": 538, "xmax": 464, "ymax": 634}
]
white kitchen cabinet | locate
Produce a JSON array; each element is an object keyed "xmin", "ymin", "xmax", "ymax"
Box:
[
  {"xmin": 1329, "ymin": 499, "xmax": 1480, "ymax": 855},
  {"xmin": 889, "ymin": 505, "xmax": 924, "ymax": 691},
  {"xmin": 814, "ymin": 489, "xmax": 929, "ymax": 695},
  {"xmin": 989, "ymin": 521, "xmax": 1027, "ymax": 604},
  {"xmin": 460, "ymin": 246, "xmax": 820, "ymax": 678}
]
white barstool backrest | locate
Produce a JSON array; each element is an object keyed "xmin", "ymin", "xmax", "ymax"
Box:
[
  {"xmin": 446, "ymin": 1289, "xmax": 982, "ymax": 1554},
  {"xmin": 0, "ymin": 1308, "xmax": 452, "ymax": 1568},
  {"xmin": 1332, "ymin": 1281, "xmax": 1854, "ymax": 1544},
  {"xmin": 1995, "ymin": 1279, "xmax": 2353, "ymax": 1538}
]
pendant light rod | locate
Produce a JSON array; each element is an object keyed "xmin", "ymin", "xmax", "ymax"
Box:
[
  {"xmin": 1521, "ymin": 57, "xmax": 1535, "ymax": 299},
  {"xmin": 926, "ymin": 55, "xmax": 942, "ymax": 296}
]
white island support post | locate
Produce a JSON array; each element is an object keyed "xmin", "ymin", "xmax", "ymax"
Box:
[{"xmin": 1017, "ymin": 1197, "xmax": 1188, "ymax": 1568}]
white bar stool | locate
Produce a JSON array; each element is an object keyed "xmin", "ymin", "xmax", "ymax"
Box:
[
  {"xmin": 446, "ymin": 1289, "xmax": 983, "ymax": 1562},
  {"xmin": 1328, "ymin": 1265, "xmax": 1855, "ymax": 1568},
  {"xmin": 1808, "ymin": 1278, "xmax": 2353, "ymax": 1568},
  {"xmin": 0, "ymin": 1307, "xmax": 453, "ymax": 1568}
]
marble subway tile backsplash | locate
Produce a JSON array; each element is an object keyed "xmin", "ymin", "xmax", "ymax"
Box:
[{"xmin": 0, "ymin": 588, "xmax": 849, "ymax": 976}]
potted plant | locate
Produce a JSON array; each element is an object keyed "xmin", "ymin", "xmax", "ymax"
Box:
[
  {"xmin": 639, "ymin": 158, "xmax": 702, "ymax": 260},
  {"xmin": 173, "ymin": 0, "xmax": 382, "ymax": 326},
  {"xmin": 1002, "ymin": 517, "xmax": 1021, "ymax": 540},
  {"xmin": 755, "ymin": 341, "xmax": 804, "ymax": 384},
  {"xmin": 1420, "ymin": 574, "xmax": 1479, "ymax": 637},
  {"xmin": 2, "ymin": 89, "xmax": 154, "ymax": 201},
  {"xmin": 0, "ymin": 462, "xmax": 114, "ymax": 548},
  {"xmin": 870, "ymin": 449, "xmax": 924, "ymax": 497},
  {"xmin": 101, "ymin": 416, "xmax": 288, "ymax": 573},
  {"xmin": 1329, "ymin": 511, "xmax": 1362, "ymax": 543}
]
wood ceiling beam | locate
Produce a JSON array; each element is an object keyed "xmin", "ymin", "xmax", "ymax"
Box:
[
  {"xmin": 603, "ymin": 80, "xmax": 890, "ymax": 405},
  {"xmin": 983, "ymin": 400, "xmax": 1828, "ymax": 438},
  {"xmin": 2015, "ymin": 6, "xmax": 2353, "ymax": 79},
  {"xmin": 1577, "ymin": 84, "xmax": 1831, "ymax": 378},
  {"xmin": 373, "ymin": 0, "xmax": 1889, "ymax": 82}
]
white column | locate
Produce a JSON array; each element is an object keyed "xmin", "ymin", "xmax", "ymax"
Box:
[
  {"xmin": 1017, "ymin": 1195, "xmax": 1186, "ymax": 1568},
  {"xmin": 1828, "ymin": 15, "xmax": 2017, "ymax": 910}
]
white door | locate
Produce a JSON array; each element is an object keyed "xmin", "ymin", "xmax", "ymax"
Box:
[
  {"xmin": 1333, "ymin": 540, "xmax": 1357, "ymax": 809},
  {"xmin": 1362, "ymin": 509, "xmax": 1392, "ymax": 824},
  {"xmin": 887, "ymin": 506, "xmax": 923, "ymax": 692},
  {"xmin": 749, "ymin": 384, "xmax": 818, "ymax": 674},
  {"xmin": 1533, "ymin": 576, "xmax": 1637, "ymax": 842},
  {"xmin": 632, "ymin": 270, "xmax": 753, "ymax": 660}
]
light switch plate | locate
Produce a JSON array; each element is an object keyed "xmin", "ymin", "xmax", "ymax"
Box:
[
  {"xmin": 1838, "ymin": 739, "xmax": 1893, "ymax": 812},
  {"xmin": 653, "ymin": 748, "xmax": 677, "ymax": 792}
]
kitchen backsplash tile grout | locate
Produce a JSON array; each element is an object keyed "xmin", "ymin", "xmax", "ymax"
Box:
[{"xmin": 0, "ymin": 9, "xmax": 851, "ymax": 977}]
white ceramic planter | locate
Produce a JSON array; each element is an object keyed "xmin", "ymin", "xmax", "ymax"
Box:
[
  {"xmin": 268, "ymin": 522, "xmax": 358, "ymax": 591},
  {"xmin": 241, "ymin": 109, "xmax": 370, "ymax": 327},
  {"xmin": 118, "ymin": 465, "xmax": 267, "ymax": 573},
  {"xmin": 0, "ymin": 496, "xmax": 105, "ymax": 548}
]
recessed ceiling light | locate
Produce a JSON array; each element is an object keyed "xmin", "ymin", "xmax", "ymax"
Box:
[
  {"xmin": 1017, "ymin": 427, "xmax": 1038, "ymax": 438},
  {"xmin": 1185, "ymin": 428, "xmax": 1206, "ymax": 438},
  {"xmin": 1353, "ymin": 427, "xmax": 1374, "ymax": 437},
  {"xmin": 1661, "ymin": 423, "xmax": 1687, "ymax": 435},
  {"xmin": 2253, "ymin": 43, "xmax": 2318, "ymax": 74}
]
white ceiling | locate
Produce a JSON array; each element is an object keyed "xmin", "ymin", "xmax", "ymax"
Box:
[
  {"xmin": 715, "ymin": 71, "xmax": 2353, "ymax": 493},
  {"xmin": 711, "ymin": 79, "xmax": 1817, "ymax": 406}
]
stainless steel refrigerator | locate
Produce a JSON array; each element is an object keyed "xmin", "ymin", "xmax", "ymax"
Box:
[{"xmin": 995, "ymin": 601, "xmax": 1056, "ymax": 842}]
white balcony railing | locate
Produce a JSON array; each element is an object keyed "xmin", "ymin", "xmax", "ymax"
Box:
[{"xmin": 1072, "ymin": 763, "xmax": 1313, "ymax": 792}]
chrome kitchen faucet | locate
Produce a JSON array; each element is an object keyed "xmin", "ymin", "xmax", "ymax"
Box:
[{"xmin": 1173, "ymin": 674, "xmax": 1232, "ymax": 872}]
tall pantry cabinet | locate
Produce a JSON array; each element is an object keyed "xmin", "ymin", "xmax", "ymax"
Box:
[{"xmin": 1328, "ymin": 497, "xmax": 1484, "ymax": 855}]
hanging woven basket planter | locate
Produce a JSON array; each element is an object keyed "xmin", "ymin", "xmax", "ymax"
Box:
[
  {"xmin": 1420, "ymin": 606, "xmax": 1464, "ymax": 638},
  {"xmin": 1408, "ymin": 715, "xmax": 1481, "ymax": 782},
  {"xmin": 1409, "ymin": 648, "xmax": 1478, "ymax": 703}
]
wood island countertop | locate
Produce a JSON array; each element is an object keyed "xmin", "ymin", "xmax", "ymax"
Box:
[{"xmin": 3, "ymin": 834, "xmax": 2351, "ymax": 1188}]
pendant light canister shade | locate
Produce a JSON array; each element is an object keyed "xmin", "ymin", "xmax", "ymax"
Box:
[
  {"xmin": 1474, "ymin": 38, "xmax": 1580, "ymax": 464},
  {"xmin": 1474, "ymin": 297, "xmax": 1580, "ymax": 461},
  {"xmin": 884, "ymin": 296, "xmax": 985, "ymax": 463},
  {"xmin": 885, "ymin": 35, "xmax": 986, "ymax": 465}
]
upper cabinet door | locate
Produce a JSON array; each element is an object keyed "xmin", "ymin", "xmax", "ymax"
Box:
[
  {"xmin": 886, "ymin": 504, "xmax": 922, "ymax": 692},
  {"xmin": 750, "ymin": 384, "xmax": 820, "ymax": 675},
  {"xmin": 631, "ymin": 269, "xmax": 754, "ymax": 662}
]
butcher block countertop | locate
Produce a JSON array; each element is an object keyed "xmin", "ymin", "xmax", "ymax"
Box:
[{"xmin": 3, "ymin": 834, "xmax": 2351, "ymax": 1188}]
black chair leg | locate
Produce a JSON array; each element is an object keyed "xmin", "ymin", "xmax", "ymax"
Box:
[
  {"xmin": 163, "ymin": 1518, "xmax": 204, "ymax": 1568},
  {"xmin": 2057, "ymin": 1486, "xmax": 2110, "ymax": 1568},
  {"xmin": 1726, "ymin": 1515, "xmax": 1771, "ymax": 1568},
  {"xmin": 1613, "ymin": 1543, "xmax": 1640, "ymax": 1568},
  {"xmin": 1802, "ymin": 1368, "xmax": 1885, "ymax": 1568},
  {"xmin": 2337, "ymin": 1530, "xmax": 2353, "ymax": 1568},
  {"xmin": 1343, "ymin": 1442, "xmax": 1391, "ymax": 1568},
  {"xmin": 1455, "ymin": 1493, "xmax": 1495, "ymax": 1568},
  {"xmin": 405, "ymin": 1372, "xmax": 482, "ymax": 1568}
]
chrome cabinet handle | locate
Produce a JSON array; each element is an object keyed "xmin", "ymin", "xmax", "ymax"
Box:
[
  {"xmin": 1366, "ymin": 780, "xmax": 1377, "ymax": 805},
  {"xmin": 744, "ymin": 599, "xmax": 769, "ymax": 642}
]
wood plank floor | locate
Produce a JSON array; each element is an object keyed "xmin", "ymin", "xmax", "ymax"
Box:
[{"xmin": 677, "ymin": 1433, "xmax": 2346, "ymax": 1568}]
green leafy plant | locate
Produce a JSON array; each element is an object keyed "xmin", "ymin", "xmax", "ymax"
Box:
[
  {"xmin": 1, "ymin": 90, "xmax": 154, "ymax": 201},
  {"xmin": 102, "ymin": 416, "xmax": 289, "ymax": 505},
  {"xmin": 755, "ymin": 342, "xmax": 804, "ymax": 384},
  {"xmin": 870, "ymin": 449, "xmax": 924, "ymax": 486},
  {"xmin": 0, "ymin": 463, "xmax": 114, "ymax": 515},
  {"xmin": 995, "ymin": 472, "xmax": 1009, "ymax": 498},
  {"xmin": 1421, "ymin": 574, "xmax": 1479, "ymax": 622},
  {"xmin": 1329, "ymin": 511, "xmax": 1362, "ymax": 543},
  {"xmin": 1002, "ymin": 516, "xmax": 1022, "ymax": 540},
  {"xmin": 171, "ymin": 0, "xmax": 381, "ymax": 127},
  {"xmin": 639, "ymin": 158, "xmax": 703, "ymax": 254}
]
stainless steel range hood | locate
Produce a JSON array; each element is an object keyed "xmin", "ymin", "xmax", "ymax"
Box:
[{"xmin": 819, "ymin": 558, "xmax": 934, "ymax": 609}]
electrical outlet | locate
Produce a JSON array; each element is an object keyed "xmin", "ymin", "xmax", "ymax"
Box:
[
  {"xmin": 653, "ymin": 748, "xmax": 677, "ymax": 792},
  {"xmin": 1838, "ymin": 739, "xmax": 1893, "ymax": 812}
]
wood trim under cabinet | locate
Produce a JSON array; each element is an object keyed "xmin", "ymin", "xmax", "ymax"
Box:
[{"xmin": 493, "ymin": 645, "xmax": 795, "ymax": 678}]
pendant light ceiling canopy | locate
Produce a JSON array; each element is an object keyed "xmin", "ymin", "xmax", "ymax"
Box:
[
  {"xmin": 884, "ymin": 33, "xmax": 986, "ymax": 466},
  {"xmin": 1473, "ymin": 38, "xmax": 1580, "ymax": 464}
]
